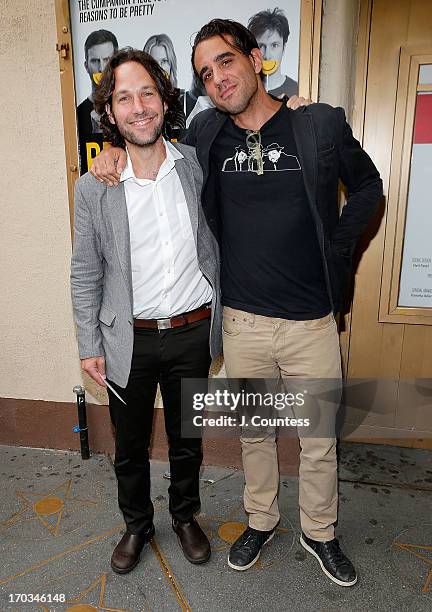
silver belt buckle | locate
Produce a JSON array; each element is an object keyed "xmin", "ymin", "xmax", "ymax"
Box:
[{"xmin": 157, "ymin": 318, "xmax": 172, "ymax": 330}]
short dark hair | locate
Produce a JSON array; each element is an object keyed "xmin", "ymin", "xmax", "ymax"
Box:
[
  {"xmin": 84, "ymin": 29, "xmax": 118, "ymax": 61},
  {"xmin": 248, "ymin": 8, "xmax": 290, "ymax": 46},
  {"xmin": 191, "ymin": 19, "xmax": 259, "ymax": 79},
  {"xmin": 93, "ymin": 47, "xmax": 179, "ymax": 148}
]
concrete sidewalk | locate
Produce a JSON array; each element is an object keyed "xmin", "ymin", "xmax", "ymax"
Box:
[{"xmin": 0, "ymin": 442, "xmax": 431, "ymax": 611}]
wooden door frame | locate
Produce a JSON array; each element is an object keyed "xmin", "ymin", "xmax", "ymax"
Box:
[
  {"xmin": 55, "ymin": 0, "xmax": 78, "ymax": 240},
  {"xmin": 379, "ymin": 48, "xmax": 432, "ymax": 324},
  {"xmin": 341, "ymin": 0, "xmax": 431, "ymax": 448},
  {"xmin": 339, "ymin": 0, "xmax": 373, "ymax": 376}
]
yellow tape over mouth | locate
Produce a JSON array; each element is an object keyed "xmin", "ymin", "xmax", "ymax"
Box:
[
  {"xmin": 92, "ymin": 72, "xmax": 103, "ymax": 85},
  {"xmin": 262, "ymin": 60, "xmax": 279, "ymax": 76}
]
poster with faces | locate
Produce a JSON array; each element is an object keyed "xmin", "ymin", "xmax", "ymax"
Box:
[{"xmin": 69, "ymin": 0, "xmax": 301, "ymax": 172}]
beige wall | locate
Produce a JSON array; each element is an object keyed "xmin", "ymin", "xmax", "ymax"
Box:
[
  {"xmin": 0, "ymin": 0, "xmax": 361, "ymax": 408},
  {"xmin": 0, "ymin": 0, "xmax": 105, "ymax": 404},
  {"xmin": 319, "ymin": 0, "xmax": 360, "ymax": 120}
]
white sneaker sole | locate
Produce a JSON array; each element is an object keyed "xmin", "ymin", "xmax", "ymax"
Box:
[
  {"xmin": 300, "ymin": 535, "xmax": 357, "ymax": 587},
  {"xmin": 228, "ymin": 531, "xmax": 275, "ymax": 571}
]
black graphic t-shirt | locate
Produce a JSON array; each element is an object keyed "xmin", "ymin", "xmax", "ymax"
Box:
[{"xmin": 211, "ymin": 102, "xmax": 330, "ymax": 320}]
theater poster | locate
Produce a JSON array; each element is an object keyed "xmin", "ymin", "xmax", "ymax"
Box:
[
  {"xmin": 398, "ymin": 87, "xmax": 432, "ymax": 308},
  {"xmin": 68, "ymin": 0, "xmax": 301, "ymax": 173}
]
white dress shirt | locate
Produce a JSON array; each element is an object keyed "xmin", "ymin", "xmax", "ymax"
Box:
[{"xmin": 120, "ymin": 139, "xmax": 212, "ymax": 319}]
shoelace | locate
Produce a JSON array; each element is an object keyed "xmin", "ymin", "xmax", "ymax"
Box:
[
  {"xmin": 234, "ymin": 529, "xmax": 264, "ymax": 554},
  {"xmin": 324, "ymin": 539, "xmax": 348, "ymax": 565}
]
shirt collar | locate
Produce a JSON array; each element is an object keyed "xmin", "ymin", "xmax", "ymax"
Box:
[
  {"xmin": 119, "ymin": 139, "xmax": 183, "ymax": 183},
  {"xmin": 165, "ymin": 139, "xmax": 184, "ymax": 161}
]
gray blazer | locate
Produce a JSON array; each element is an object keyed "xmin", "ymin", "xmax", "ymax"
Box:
[{"xmin": 70, "ymin": 142, "xmax": 222, "ymax": 388}]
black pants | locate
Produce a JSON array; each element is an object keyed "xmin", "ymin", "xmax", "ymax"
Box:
[{"xmin": 107, "ymin": 318, "xmax": 211, "ymax": 535}]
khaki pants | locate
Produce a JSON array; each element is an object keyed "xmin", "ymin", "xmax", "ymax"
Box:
[{"xmin": 222, "ymin": 306, "xmax": 342, "ymax": 541}]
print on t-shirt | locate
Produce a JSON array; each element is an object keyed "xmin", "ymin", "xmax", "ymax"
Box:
[{"xmin": 222, "ymin": 141, "xmax": 301, "ymax": 173}]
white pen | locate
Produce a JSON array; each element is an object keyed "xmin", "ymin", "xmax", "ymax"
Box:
[{"xmin": 98, "ymin": 373, "xmax": 127, "ymax": 405}]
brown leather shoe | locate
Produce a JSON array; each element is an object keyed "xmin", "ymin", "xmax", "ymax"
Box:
[
  {"xmin": 172, "ymin": 517, "xmax": 211, "ymax": 564},
  {"xmin": 111, "ymin": 526, "xmax": 155, "ymax": 574}
]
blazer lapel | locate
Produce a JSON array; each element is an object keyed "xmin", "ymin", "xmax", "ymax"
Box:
[
  {"xmin": 290, "ymin": 108, "xmax": 318, "ymax": 214},
  {"xmin": 106, "ymin": 183, "xmax": 133, "ymax": 304}
]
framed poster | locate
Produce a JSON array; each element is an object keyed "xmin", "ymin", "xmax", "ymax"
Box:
[
  {"xmin": 398, "ymin": 67, "xmax": 432, "ymax": 308},
  {"xmin": 379, "ymin": 47, "xmax": 432, "ymax": 324},
  {"xmin": 54, "ymin": 0, "xmax": 322, "ymax": 214}
]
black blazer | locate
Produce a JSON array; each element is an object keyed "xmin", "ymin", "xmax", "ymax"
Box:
[{"xmin": 183, "ymin": 103, "xmax": 383, "ymax": 313}]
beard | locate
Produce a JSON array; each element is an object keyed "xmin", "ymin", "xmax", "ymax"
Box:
[
  {"xmin": 116, "ymin": 112, "xmax": 164, "ymax": 146},
  {"xmin": 211, "ymin": 77, "xmax": 258, "ymax": 116}
]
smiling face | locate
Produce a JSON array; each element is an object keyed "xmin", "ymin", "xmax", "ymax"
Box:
[
  {"xmin": 193, "ymin": 35, "xmax": 262, "ymax": 115},
  {"xmin": 107, "ymin": 61, "xmax": 166, "ymax": 147},
  {"xmin": 255, "ymin": 29, "xmax": 285, "ymax": 67}
]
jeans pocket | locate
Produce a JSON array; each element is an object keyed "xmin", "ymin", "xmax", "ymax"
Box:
[
  {"xmin": 222, "ymin": 308, "xmax": 255, "ymax": 336},
  {"xmin": 222, "ymin": 313, "xmax": 242, "ymax": 336}
]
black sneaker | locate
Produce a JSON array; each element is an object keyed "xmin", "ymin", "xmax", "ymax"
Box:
[
  {"xmin": 300, "ymin": 532, "xmax": 357, "ymax": 586},
  {"xmin": 228, "ymin": 526, "xmax": 275, "ymax": 571}
]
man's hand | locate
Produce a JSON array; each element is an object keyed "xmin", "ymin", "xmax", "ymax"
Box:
[
  {"xmin": 81, "ymin": 356, "xmax": 106, "ymax": 387},
  {"xmin": 285, "ymin": 95, "xmax": 313, "ymax": 110},
  {"xmin": 89, "ymin": 147, "xmax": 126, "ymax": 186}
]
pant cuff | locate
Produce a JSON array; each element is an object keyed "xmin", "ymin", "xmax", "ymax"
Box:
[{"xmin": 248, "ymin": 517, "xmax": 280, "ymax": 532}]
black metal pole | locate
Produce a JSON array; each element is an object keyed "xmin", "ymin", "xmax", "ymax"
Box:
[{"xmin": 73, "ymin": 385, "xmax": 90, "ymax": 460}]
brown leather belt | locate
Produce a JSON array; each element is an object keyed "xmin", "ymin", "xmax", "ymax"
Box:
[{"xmin": 134, "ymin": 304, "xmax": 211, "ymax": 330}]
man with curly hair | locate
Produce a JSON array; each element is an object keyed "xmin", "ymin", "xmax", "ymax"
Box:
[{"xmin": 70, "ymin": 48, "xmax": 221, "ymax": 574}]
